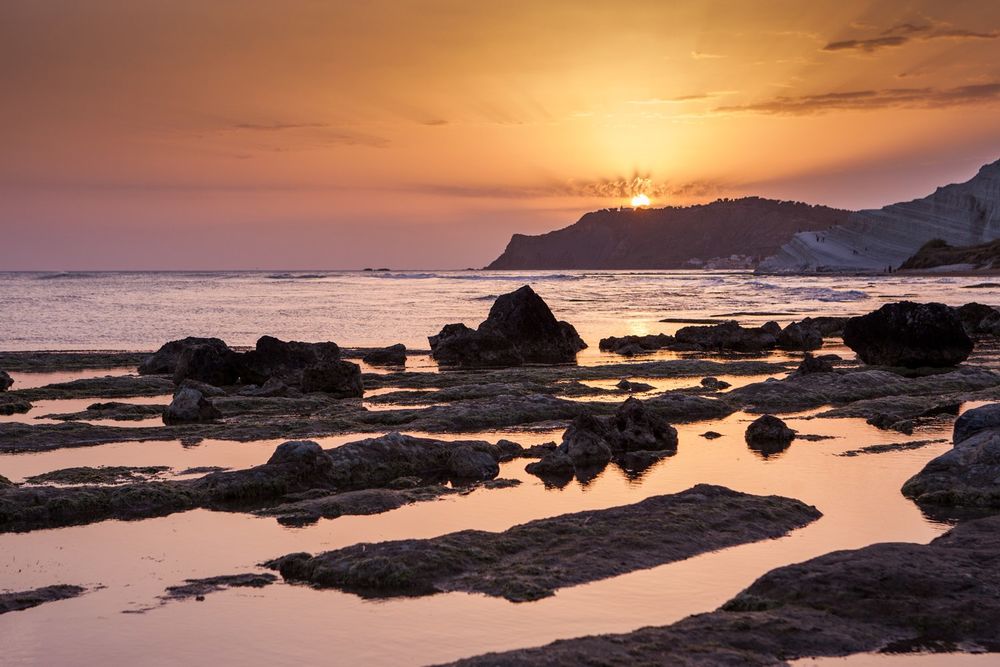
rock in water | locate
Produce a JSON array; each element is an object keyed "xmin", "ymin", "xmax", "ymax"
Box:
[
  {"xmin": 173, "ymin": 343, "xmax": 242, "ymax": 386},
  {"xmin": 777, "ymin": 321, "xmax": 823, "ymax": 351},
  {"xmin": 674, "ymin": 321, "xmax": 779, "ymax": 353},
  {"xmin": 953, "ymin": 403, "xmax": 1000, "ymax": 445},
  {"xmin": 796, "ymin": 353, "xmax": 834, "ymax": 375},
  {"xmin": 430, "ymin": 285, "xmax": 585, "ymax": 367},
  {"xmin": 745, "ymin": 415, "xmax": 795, "ymax": 458},
  {"xmin": 956, "ymin": 302, "xmax": 1000, "ymax": 335},
  {"xmin": 361, "ymin": 344, "xmax": 407, "ymax": 367},
  {"xmin": 162, "ymin": 387, "xmax": 221, "ymax": 424},
  {"xmin": 843, "ymin": 302, "xmax": 973, "ymax": 368},
  {"xmin": 300, "ymin": 361, "xmax": 363, "ymax": 397},
  {"xmin": 139, "ymin": 337, "xmax": 231, "ymax": 376},
  {"xmin": 239, "ymin": 335, "xmax": 342, "ymax": 385},
  {"xmin": 0, "ymin": 370, "xmax": 12, "ymax": 391}
]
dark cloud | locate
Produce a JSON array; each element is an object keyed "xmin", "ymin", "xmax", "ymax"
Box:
[
  {"xmin": 716, "ymin": 83, "xmax": 1000, "ymax": 115},
  {"xmin": 823, "ymin": 21, "xmax": 997, "ymax": 53}
]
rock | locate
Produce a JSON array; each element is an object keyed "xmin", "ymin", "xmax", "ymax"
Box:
[
  {"xmin": 300, "ymin": 361, "xmax": 363, "ymax": 397},
  {"xmin": 615, "ymin": 343, "xmax": 645, "ymax": 357},
  {"xmin": 430, "ymin": 285, "xmax": 586, "ymax": 367},
  {"xmin": 173, "ymin": 343, "xmax": 241, "ymax": 386},
  {"xmin": 777, "ymin": 321, "xmax": 823, "ymax": 351},
  {"xmin": 674, "ymin": 321, "xmax": 778, "ymax": 353},
  {"xmin": 162, "ymin": 387, "xmax": 221, "ymax": 424},
  {"xmin": 599, "ymin": 334, "xmax": 674, "ymax": 353},
  {"xmin": 26, "ymin": 466, "xmax": 169, "ymax": 485},
  {"xmin": 160, "ymin": 573, "xmax": 276, "ymax": 603},
  {"xmin": 443, "ymin": 513, "xmax": 1000, "ymax": 666},
  {"xmin": 745, "ymin": 415, "xmax": 795, "ymax": 458},
  {"xmin": 0, "ymin": 394, "xmax": 31, "ymax": 415},
  {"xmin": 700, "ymin": 376, "xmax": 731, "ymax": 390},
  {"xmin": 0, "ymin": 370, "xmax": 12, "ymax": 392},
  {"xmin": 0, "ymin": 585, "xmax": 86, "ymax": 614},
  {"xmin": 842, "ymin": 301, "xmax": 973, "ymax": 368},
  {"xmin": 0, "ymin": 474, "xmax": 14, "ymax": 487},
  {"xmin": 446, "ymin": 448, "xmax": 500, "ymax": 481},
  {"xmin": 524, "ymin": 450, "xmax": 575, "ymax": 477},
  {"xmin": 238, "ymin": 336, "xmax": 342, "ymax": 385},
  {"xmin": 956, "ymin": 302, "xmax": 1000, "ymax": 334},
  {"xmin": 903, "ymin": 421, "xmax": 1000, "ymax": 509},
  {"xmin": 268, "ymin": 485, "xmax": 821, "ymax": 602},
  {"xmin": 954, "ymin": 403, "xmax": 1000, "ymax": 444},
  {"xmin": 561, "ymin": 414, "xmax": 613, "ymax": 468},
  {"xmin": 616, "ymin": 378, "xmax": 654, "ymax": 392},
  {"xmin": 701, "ymin": 431, "xmax": 722, "ymax": 439},
  {"xmin": 799, "ymin": 316, "xmax": 849, "ymax": 337},
  {"xmin": 362, "ymin": 344, "xmax": 407, "ymax": 366},
  {"xmin": 176, "ymin": 378, "xmax": 227, "ymax": 397},
  {"xmin": 795, "ymin": 353, "xmax": 834, "ymax": 374},
  {"xmin": 237, "ymin": 377, "xmax": 302, "ymax": 398},
  {"xmin": 608, "ymin": 397, "xmax": 678, "ymax": 452},
  {"xmin": 139, "ymin": 337, "xmax": 230, "ymax": 376}
]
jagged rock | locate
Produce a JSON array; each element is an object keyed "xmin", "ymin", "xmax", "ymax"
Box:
[
  {"xmin": 162, "ymin": 387, "xmax": 221, "ymax": 424},
  {"xmin": 300, "ymin": 361, "xmax": 363, "ymax": 397},
  {"xmin": 430, "ymin": 286, "xmax": 586, "ymax": 367},
  {"xmin": 843, "ymin": 302, "xmax": 973, "ymax": 368},
  {"xmin": 0, "ymin": 371, "xmax": 12, "ymax": 392},
  {"xmin": 795, "ymin": 353, "xmax": 834, "ymax": 374},
  {"xmin": 799, "ymin": 316, "xmax": 849, "ymax": 337},
  {"xmin": 173, "ymin": 343, "xmax": 241, "ymax": 386},
  {"xmin": 524, "ymin": 450, "xmax": 574, "ymax": 477},
  {"xmin": 954, "ymin": 403, "xmax": 1000, "ymax": 444},
  {"xmin": 239, "ymin": 335, "xmax": 342, "ymax": 385},
  {"xmin": 608, "ymin": 397, "xmax": 679, "ymax": 452},
  {"xmin": 176, "ymin": 378, "xmax": 227, "ymax": 397},
  {"xmin": 561, "ymin": 414, "xmax": 614, "ymax": 467},
  {"xmin": 674, "ymin": 321, "xmax": 779, "ymax": 352},
  {"xmin": 745, "ymin": 415, "xmax": 795, "ymax": 458},
  {"xmin": 599, "ymin": 334, "xmax": 674, "ymax": 353},
  {"xmin": 237, "ymin": 377, "xmax": 302, "ymax": 398},
  {"xmin": 139, "ymin": 337, "xmax": 230, "ymax": 376},
  {"xmin": 777, "ymin": 321, "xmax": 823, "ymax": 351},
  {"xmin": 361, "ymin": 344, "xmax": 406, "ymax": 366}
]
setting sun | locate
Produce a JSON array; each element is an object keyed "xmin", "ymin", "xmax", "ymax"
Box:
[{"xmin": 631, "ymin": 193, "xmax": 651, "ymax": 208}]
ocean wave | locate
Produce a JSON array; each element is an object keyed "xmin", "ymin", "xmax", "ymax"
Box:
[
  {"xmin": 366, "ymin": 271, "xmax": 583, "ymax": 281},
  {"xmin": 34, "ymin": 271, "xmax": 101, "ymax": 280},
  {"xmin": 746, "ymin": 281, "xmax": 868, "ymax": 302},
  {"xmin": 267, "ymin": 273, "xmax": 329, "ymax": 280}
]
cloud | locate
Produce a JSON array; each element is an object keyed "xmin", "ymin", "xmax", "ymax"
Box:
[
  {"xmin": 222, "ymin": 120, "xmax": 389, "ymax": 148},
  {"xmin": 626, "ymin": 92, "xmax": 733, "ymax": 105},
  {"xmin": 690, "ymin": 50, "xmax": 726, "ymax": 60},
  {"xmin": 716, "ymin": 82, "xmax": 1000, "ymax": 115},
  {"xmin": 823, "ymin": 21, "xmax": 997, "ymax": 53}
]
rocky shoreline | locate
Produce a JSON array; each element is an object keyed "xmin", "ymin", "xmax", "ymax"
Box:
[{"xmin": 4, "ymin": 286, "xmax": 1000, "ymax": 663}]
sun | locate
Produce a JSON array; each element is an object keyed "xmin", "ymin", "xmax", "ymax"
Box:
[{"xmin": 630, "ymin": 193, "xmax": 651, "ymax": 208}]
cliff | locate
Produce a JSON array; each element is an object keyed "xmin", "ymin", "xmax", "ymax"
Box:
[
  {"xmin": 487, "ymin": 198, "xmax": 851, "ymax": 270},
  {"xmin": 760, "ymin": 159, "xmax": 1000, "ymax": 273}
]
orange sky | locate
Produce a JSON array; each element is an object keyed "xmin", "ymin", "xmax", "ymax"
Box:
[{"xmin": 3, "ymin": 0, "xmax": 1000, "ymax": 269}]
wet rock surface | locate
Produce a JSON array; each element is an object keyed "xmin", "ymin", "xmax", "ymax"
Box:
[
  {"xmin": 0, "ymin": 584, "xmax": 87, "ymax": 614},
  {"xmin": 0, "ymin": 370, "xmax": 12, "ymax": 391},
  {"xmin": 443, "ymin": 515, "xmax": 1000, "ymax": 666},
  {"xmin": 674, "ymin": 321, "xmax": 781, "ymax": 353},
  {"xmin": 139, "ymin": 337, "xmax": 230, "ymax": 376},
  {"xmin": 25, "ymin": 466, "xmax": 170, "ymax": 485},
  {"xmin": 903, "ymin": 406, "xmax": 1000, "ymax": 509},
  {"xmin": 162, "ymin": 387, "xmax": 221, "ymax": 424},
  {"xmin": 0, "ymin": 350, "xmax": 147, "ymax": 373},
  {"xmin": 44, "ymin": 401, "xmax": 167, "ymax": 422},
  {"xmin": 268, "ymin": 485, "xmax": 820, "ymax": 602},
  {"xmin": 843, "ymin": 301, "xmax": 973, "ymax": 368},
  {"xmin": 159, "ymin": 573, "xmax": 277, "ymax": 602},
  {"xmin": 745, "ymin": 415, "xmax": 795, "ymax": 458},
  {"xmin": 0, "ymin": 435, "xmax": 519, "ymax": 532},
  {"xmin": 430, "ymin": 285, "xmax": 586, "ymax": 367},
  {"xmin": 12, "ymin": 374, "xmax": 174, "ymax": 402},
  {"xmin": 361, "ymin": 344, "xmax": 407, "ymax": 366}
]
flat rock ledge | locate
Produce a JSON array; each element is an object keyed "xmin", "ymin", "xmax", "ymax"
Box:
[
  {"xmin": 267, "ymin": 484, "xmax": 821, "ymax": 602},
  {"xmin": 441, "ymin": 514, "xmax": 1000, "ymax": 665},
  {"xmin": 0, "ymin": 585, "xmax": 86, "ymax": 614}
]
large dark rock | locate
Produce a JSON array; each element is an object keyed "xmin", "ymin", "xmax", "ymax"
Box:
[
  {"xmin": 777, "ymin": 321, "xmax": 823, "ymax": 351},
  {"xmin": 608, "ymin": 396, "xmax": 679, "ymax": 452},
  {"xmin": 239, "ymin": 336, "xmax": 341, "ymax": 385},
  {"xmin": 430, "ymin": 286, "xmax": 585, "ymax": 367},
  {"xmin": 162, "ymin": 387, "xmax": 221, "ymax": 424},
  {"xmin": 795, "ymin": 353, "xmax": 834, "ymax": 375},
  {"xmin": 954, "ymin": 403, "xmax": 1000, "ymax": 444},
  {"xmin": 903, "ymin": 404, "xmax": 1000, "ymax": 509},
  {"xmin": 842, "ymin": 301, "xmax": 973, "ymax": 368},
  {"xmin": 173, "ymin": 343, "xmax": 242, "ymax": 386},
  {"xmin": 799, "ymin": 316, "xmax": 849, "ymax": 337},
  {"xmin": 674, "ymin": 321, "xmax": 779, "ymax": 353},
  {"xmin": 561, "ymin": 414, "xmax": 614, "ymax": 468},
  {"xmin": 956, "ymin": 302, "xmax": 1000, "ymax": 335},
  {"xmin": 0, "ymin": 371, "xmax": 12, "ymax": 392},
  {"xmin": 139, "ymin": 337, "xmax": 230, "ymax": 376},
  {"xmin": 300, "ymin": 361, "xmax": 363, "ymax": 397},
  {"xmin": 599, "ymin": 334, "xmax": 674, "ymax": 354},
  {"xmin": 361, "ymin": 344, "xmax": 406, "ymax": 367}
]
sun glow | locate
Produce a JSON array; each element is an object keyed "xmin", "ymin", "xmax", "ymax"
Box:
[{"xmin": 630, "ymin": 193, "xmax": 651, "ymax": 208}]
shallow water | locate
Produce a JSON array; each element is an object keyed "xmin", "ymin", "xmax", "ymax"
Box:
[{"xmin": 0, "ymin": 270, "xmax": 996, "ymax": 665}]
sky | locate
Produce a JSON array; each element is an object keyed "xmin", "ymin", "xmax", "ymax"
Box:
[{"xmin": 3, "ymin": 0, "xmax": 1000, "ymax": 270}]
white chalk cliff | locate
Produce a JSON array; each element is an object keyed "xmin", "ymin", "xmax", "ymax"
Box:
[{"xmin": 759, "ymin": 159, "xmax": 1000, "ymax": 272}]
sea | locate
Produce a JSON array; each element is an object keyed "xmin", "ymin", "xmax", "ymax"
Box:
[{"xmin": 1, "ymin": 270, "xmax": 998, "ymax": 666}]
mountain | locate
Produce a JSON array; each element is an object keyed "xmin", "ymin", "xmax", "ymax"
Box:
[
  {"xmin": 759, "ymin": 159, "xmax": 1000, "ymax": 273},
  {"xmin": 487, "ymin": 197, "xmax": 851, "ymax": 270}
]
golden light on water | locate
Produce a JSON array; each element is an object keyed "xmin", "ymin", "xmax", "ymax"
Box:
[{"xmin": 630, "ymin": 193, "xmax": 651, "ymax": 208}]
